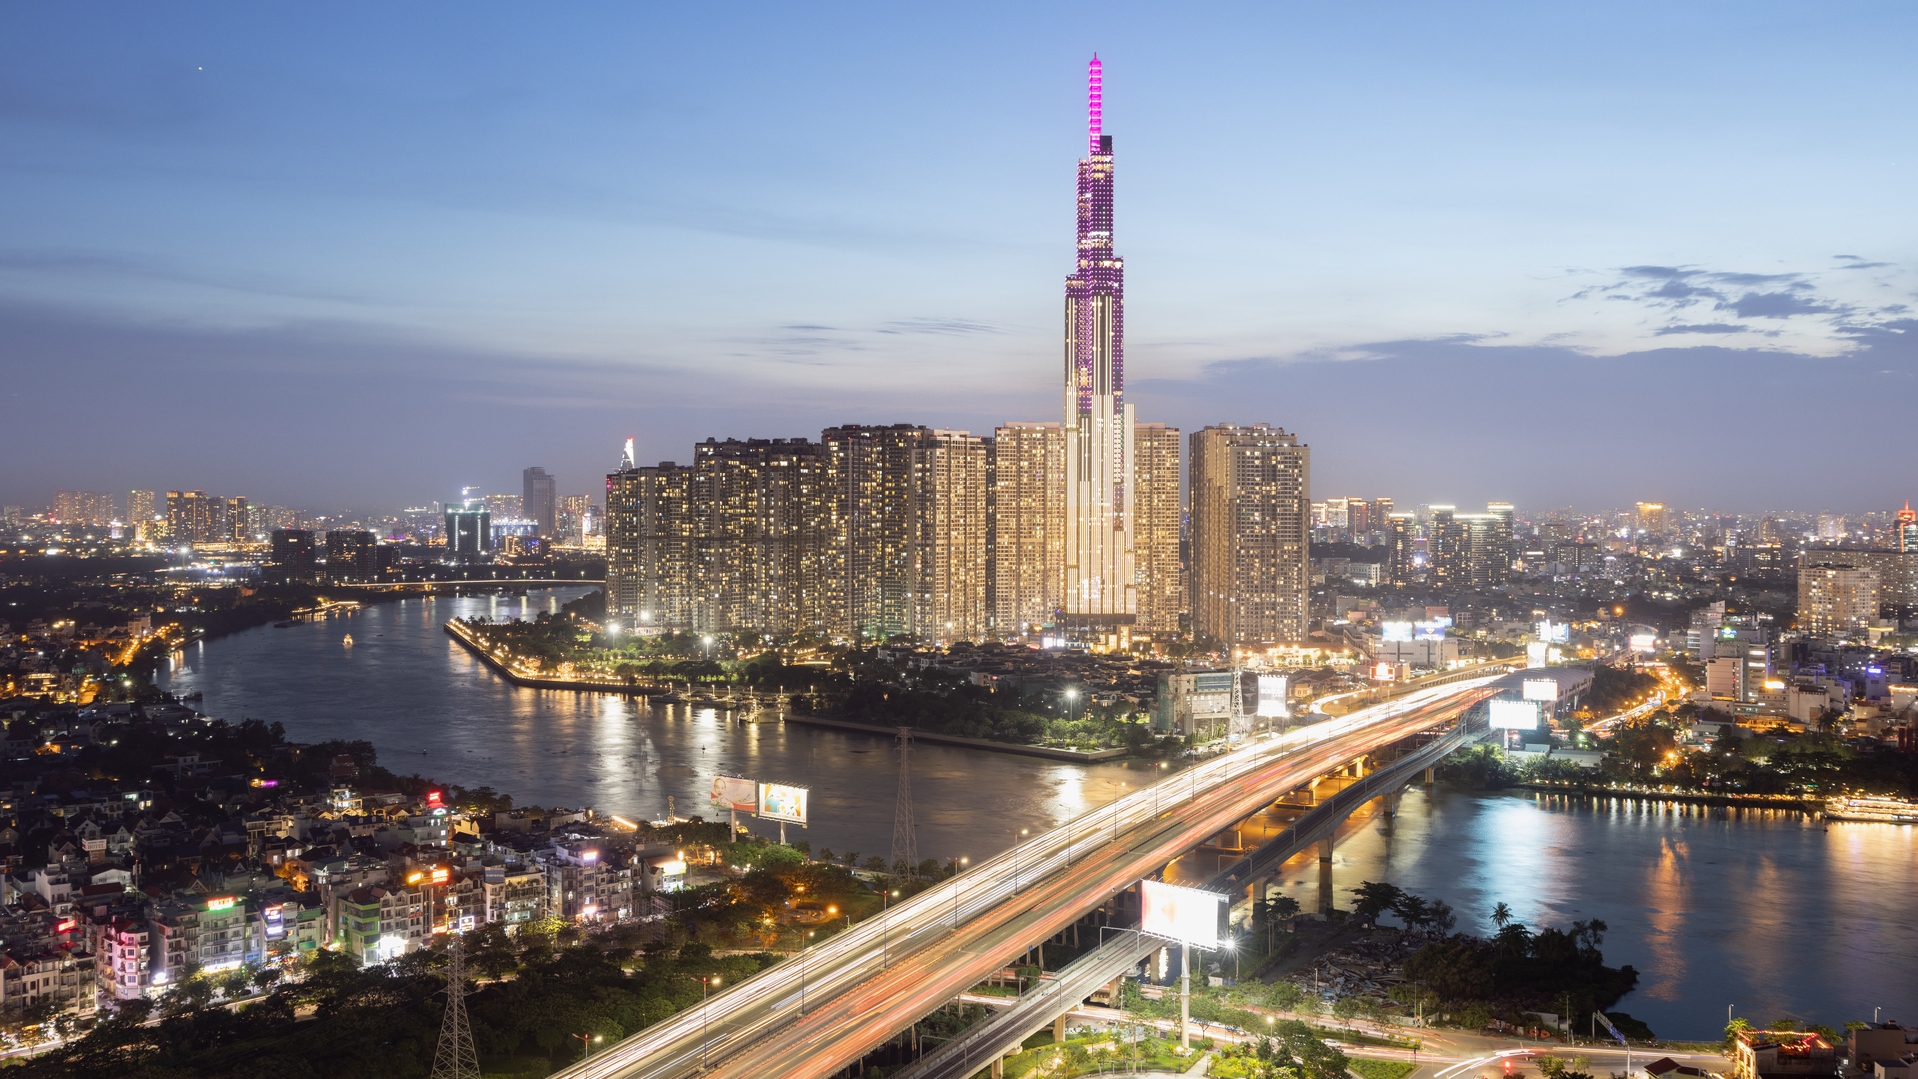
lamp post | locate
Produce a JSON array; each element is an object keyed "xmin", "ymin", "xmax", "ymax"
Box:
[
  {"xmin": 700, "ymin": 974, "xmax": 722, "ymax": 1070},
  {"xmin": 799, "ymin": 929, "xmax": 815, "ymax": 1014},
  {"xmin": 572, "ymin": 1032, "xmax": 602, "ymax": 1062},
  {"xmin": 882, "ymin": 889, "xmax": 900, "ymax": 968}
]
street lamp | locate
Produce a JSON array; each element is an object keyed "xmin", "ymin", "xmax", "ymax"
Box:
[
  {"xmin": 882, "ymin": 888, "xmax": 900, "ymax": 968},
  {"xmin": 700, "ymin": 975, "xmax": 722, "ymax": 1070},
  {"xmin": 572, "ymin": 1032, "xmax": 602, "ymax": 1061}
]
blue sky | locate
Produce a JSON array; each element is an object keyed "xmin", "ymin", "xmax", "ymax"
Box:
[{"xmin": 3, "ymin": 3, "xmax": 1914, "ymax": 514}]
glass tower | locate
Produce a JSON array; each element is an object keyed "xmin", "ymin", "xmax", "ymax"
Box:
[{"xmin": 1063, "ymin": 54, "xmax": 1137, "ymax": 630}]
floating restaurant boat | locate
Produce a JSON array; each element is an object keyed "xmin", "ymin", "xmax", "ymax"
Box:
[{"xmin": 1825, "ymin": 795, "xmax": 1918, "ymax": 824}]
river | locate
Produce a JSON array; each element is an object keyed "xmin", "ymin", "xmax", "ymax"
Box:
[{"xmin": 156, "ymin": 587, "xmax": 1918, "ymax": 1039}]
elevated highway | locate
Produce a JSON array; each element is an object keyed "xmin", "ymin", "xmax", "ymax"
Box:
[{"xmin": 552, "ymin": 676, "xmax": 1500, "ymax": 1079}]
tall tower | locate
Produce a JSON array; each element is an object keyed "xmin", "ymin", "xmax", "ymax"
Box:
[{"xmin": 1063, "ymin": 54, "xmax": 1137, "ymax": 635}]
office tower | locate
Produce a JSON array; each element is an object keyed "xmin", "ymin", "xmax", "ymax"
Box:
[
  {"xmin": 1386, "ymin": 513, "xmax": 1418, "ymax": 586},
  {"xmin": 691, "ymin": 437, "xmax": 829, "ymax": 636},
  {"xmin": 1371, "ymin": 498, "xmax": 1394, "ymax": 536},
  {"xmin": 1189, "ymin": 424, "xmax": 1310, "ymax": 645},
  {"xmin": 1062, "ymin": 56, "xmax": 1137, "ymax": 633},
  {"xmin": 558, "ymin": 494, "xmax": 591, "ymax": 546},
  {"xmin": 1323, "ymin": 497, "xmax": 1350, "ymax": 537},
  {"xmin": 920, "ymin": 430, "xmax": 991, "ymax": 644},
  {"xmin": 1899, "ymin": 501, "xmax": 1917, "ymax": 554},
  {"xmin": 485, "ymin": 493, "xmax": 522, "ymax": 521},
  {"xmin": 1636, "ymin": 502, "xmax": 1666, "ymax": 536},
  {"xmin": 1133, "ymin": 423, "xmax": 1182, "ymax": 637},
  {"xmin": 1345, "ymin": 497, "xmax": 1373, "ymax": 542},
  {"xmin": 226, "ymin": 497, "xmax": 250, "ymax": 542},
  {"xmin": 991, "ymin": 422, "xmax": 1065, "ymax": 635},
  {"xmin": 443, "ymin": 490, "xmax": 492, "ymax": 563},
  {"xmin": 1798, "ymin": 563, "xmax": 1879, "ymax": 637},
  {"xmin": 1454, "ymin": 511, "xmax": 1511, "ymax": 589},
  {"xmin": 820, "ymin": 424, "xmax": 931, "ymax": 642},
  {"xmin": 166, "ymin": 491, "xmax": 225, "ymax": 545},
  {"xmin": 1483, "ymin": 501, "xmax": 1515, "ymax": 583},
  {"xmin": 269, "ymin": 529, "xmax": 317, "ymax": 582},
  {"xmin": 128, "ymin": 490, "xmax": 156, "ymax": 538},
  {"xmin": 606, "ymin": 444, "xmax": 695, "ymax": 630},
  {"xmin": 325, "ymin": 530, "xmax": 378, "ymax": 582},
  {"xmin": 522, "ymin": 467, "xmax": 558, "ymax": 539}
]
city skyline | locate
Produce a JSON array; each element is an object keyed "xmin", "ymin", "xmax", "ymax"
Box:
[{"xmin": 5, "ymin": 5, "xmax": 1918, "ymax": 511}]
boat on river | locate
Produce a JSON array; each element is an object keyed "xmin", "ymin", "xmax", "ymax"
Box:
[
  {"xmin": 343, "ymin": 634, "xmax": 354, "ymax": 648},
  {"xmin": 1825, "ymin": 795, "xmax": 1918, "ymax": 824}
]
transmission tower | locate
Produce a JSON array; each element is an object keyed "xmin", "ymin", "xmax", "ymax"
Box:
[
  {"xmin": 430, "ymin": 932, "xmax": 480, "ymax": 1079},
  {"xmin": 890, "ymin": 727, "xmax": 918, "ymax": 877}
]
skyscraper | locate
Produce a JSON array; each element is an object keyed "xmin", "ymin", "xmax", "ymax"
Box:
[
  {"xmin": 1063, "ymin": 55, "xmax": 1137, "ymax": 634},
  {"xmin": 1133, "ymin": 423, "xmax": 1182, "ymax": 637},
  {"xmin": 605, "ymin": 448, "xmax": 695, "ymax": 630},
  {"xmin": 443, "ymin": 489, "xmax": 492, "ymax": 563},
  {"xmin": 1899, "ymin": 500, "xmax": 1916, "ymax": 554},
  {"xmin": 991, "ymin": 422, "xmax": 1065, "ymax": 636},
  {"xmin": 1189, "ymin": 424, "xmax": 1310, "ymax": 645},
  {"xmin": 920, "ymin": 430, "xmax": 991, "ymax": 644},
  {"xmin": 820, "ymin": 424, "xmax": 931, "ymax": 642},
  {"xmin": 1385, "ymin": 512, "xmax": 1418, "ymax": 586},
  {"xmin": 226, "ymin": 496, "xmax": 250, "ymax": 542},
  {"xmin": 128, "ymin": 490, "xmax": 156, "ymax": 538},
  {"xmin": 53, "ymin": 491, "xmax": 114, "ymax": 527},
  {"xmin": 522, "ymin": 467, "xmax": 558, "ymax": 539},
  {"xmin": 166, "ymin": 491, "xmax": 225, "ymax": 545}
]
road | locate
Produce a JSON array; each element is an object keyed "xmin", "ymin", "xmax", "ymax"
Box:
[{"xmin": 546, "ymin": 677, "xmax": 1499, "ymax": 1079}]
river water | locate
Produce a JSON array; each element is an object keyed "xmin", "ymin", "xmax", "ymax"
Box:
[{"xmin": 157, "ymin": 587, "xmax": 1917, "ymax": 1039}]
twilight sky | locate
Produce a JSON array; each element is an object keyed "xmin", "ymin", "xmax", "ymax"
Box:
[{"xmin": 3, "ymin": 3, "xmax": 1915, "ymax": 515}]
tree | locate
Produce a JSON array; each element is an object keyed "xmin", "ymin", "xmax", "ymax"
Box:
[
  {"xmin": 1492, "ymin": 902, "xmax": 1513, "ymax": 930},
  {"xmin": 1350, "ymin": 881, "xmax": 1405, "ymax": 921}
]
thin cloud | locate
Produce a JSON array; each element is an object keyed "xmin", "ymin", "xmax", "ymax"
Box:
[{"xmin": 1655, "ymin": 323, "xmax": 1747, "ymax": 335}]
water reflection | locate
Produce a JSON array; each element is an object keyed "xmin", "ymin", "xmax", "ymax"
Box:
[{"xmin": 157, "ymin": 589, "xmax": 1918, "ymax": 1041}]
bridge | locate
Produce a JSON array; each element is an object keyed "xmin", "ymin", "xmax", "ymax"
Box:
[{"xmin": 552, "ymin": 675, "xmax": 1506, "ymax": 1079}]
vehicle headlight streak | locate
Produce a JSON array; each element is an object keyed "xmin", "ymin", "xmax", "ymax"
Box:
[{"xmin": 555, "ymin": 675, "xmax": 1502, "ymax": 1079}]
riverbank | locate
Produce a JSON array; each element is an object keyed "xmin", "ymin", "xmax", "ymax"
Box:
[
  {"xmin": 445, "ymin": 619, "xmax": 1133, "ymax": 764},
  {"xmin": 1517, "ymin": 781, "xmax": 1820, "ymax": 812}
]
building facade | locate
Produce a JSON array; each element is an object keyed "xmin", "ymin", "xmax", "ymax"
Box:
[
  {"xmin": 1132, "ymin": 422, "xmax": 1182, "ymax": 637},
  {"xmin": 1798, "ymin": 563, "xmax": 1879, "ymax": 637},
  {"xmin": 920, "ymin": 430, "xmax": 990, "ymax": 643},
  {"xmin": 1189, "ymin": 424, "xmax": 1310, "ymax": 645},
  {"xmin": 990, "ymin": 422, "xmax": 1064, "ymax": 636},
  {"xmin": 522, "ymin": 467, "xmax": 558, "ymax": 539}
]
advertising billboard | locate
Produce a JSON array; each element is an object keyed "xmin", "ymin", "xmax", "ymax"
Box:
[
  {"xmin": 1628, "ymin": 633, "xmax": 1658, "ymax": 652},
  {"xmin": 1489, "ymin": 699, "xmax": 1541, "ymax": 729},
  {"xmin": 709, "ymin": 776, "xmax": 757, "ymax": 813},
  {"xmin": 1139, "ymin": 879, "xmax": 1225, "ymax": 948},
  {"xmin": 1536, "ymin": 620, "xmax": 1570, "ymax": 644},
  {"xmin": 1255, "ymin": 674, "xmax": 1289, "ymax": 718},
  {"xmin": 757, "ymin": 782, "xmax": 810, "ymax": 826},
  {"xmin": 1414, "ymin": 619, "xmax": 1450, "ymax": 641},
  {"xmin": 1522, "ymin": 679, "xmax": 1559, "ymax": 703},
  {"xmin": 1526, "ymin": 641, "xmax": 1549, "ymax": 669},
  {"xmin": 1381, "ymin": 621, "xmax": 1415, "ymax": 643}
]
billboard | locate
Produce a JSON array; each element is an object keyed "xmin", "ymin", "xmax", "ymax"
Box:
[
  {"xmin": 709, "ymin": 775, "xmax": 757, "ymax": 813},
  {"xmin": 1536, "ymin": 620, "xmax": 1570, "ymax": 643},
  {"xmin": 757, "ymin": 782, "xmax": 809, "ymax": 826},
  {"xmin": 1255, "ymin": 674, "xmax": 1289, "ymax": 718},
  {"xmin": 1381, "ymin": 621, "xmax": 1415, "ymax": 643},
  {"xmin": 1414, "ymin": 618, "xmax": 1450, "ymax": 641},
  {"xmin": 1522, "ymin": 679, "xmax": 1559, "ymax": 703},
  {"xmin": 1489, "ymin": 699, "xmax": 1541, "ymax": 729},
  {"xmin": 1628, "ymin": 633, "xmax": 1657, "ymax": 652},
  {"xmin": 1526, "ymin": 641, "xmax": 1549, "ymax": 669},
  {"xmin": 1139, "ymin": 879, "xmax": 1225, "ymax": 948}
]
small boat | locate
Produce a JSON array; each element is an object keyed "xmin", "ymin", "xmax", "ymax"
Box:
[
  {"xmin": 273, "ymin": 621, "xmax": 295, "ymax": 628},
  {"xmin": 343, "ymin": 634, "xmax": 354, "ymax": 648}
]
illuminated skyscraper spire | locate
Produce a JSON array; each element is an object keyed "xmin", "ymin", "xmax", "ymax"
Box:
[{"xmin": 1063, "ymin": 55, "xmax": 1136, "ymax": 632}]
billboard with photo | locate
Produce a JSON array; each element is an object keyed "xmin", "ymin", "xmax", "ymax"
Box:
[
  {"xmin": 709, "ymin": 776, "xmax": 757, "ymax": 813},
  {"xmin": 1526, "ymin": 641, "xmax": 1549, "ymax": 669},
  {"xmin": 1255, "ymin": 674, "xmax": 1289, "ymax": 718},
  {"xmin": 756, "ymin": 782, "xmax": 809, "ymax": 825},
  {"xmin": 1489, "ymin": 699, "xmax": 1542, "ymax": 729},
  {"xmin": 1139, "ymin": 879, "xmax": 1225, "ymax": 948},
  {"xmin": 1535, "ymin": 620, "xmax": 1570, "ymax": 643},
  {"xmin": 1381, "ymin": 621, "xmax": 1415, "ymax": 643},
  {"xmin": 1522, "ymin": 679, "xmax": 1559, "ymax": 703},
  {"xmin": 1414, "ymin": 619, "xmax": 1450, "ymax": 641}
]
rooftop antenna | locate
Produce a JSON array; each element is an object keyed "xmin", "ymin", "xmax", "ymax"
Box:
[{"xmin": 890, "ymin": 727, "xmax": 918, "ymax": 877}]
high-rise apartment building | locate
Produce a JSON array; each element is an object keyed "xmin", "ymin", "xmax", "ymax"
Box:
[
  {"xmin": 1799, "ymin": 563, "xmax": 1879, "ymax": 637},
  {"xmin": 53, "ymin": 491, "xmax": 115, "ymax": 527},
  {"xmin": 269, "ymin": 529, "xmax": 317, "ymax": 582},
  {"xmin": 690, "ymin": 436, "xmax": 831, "ymax": 636},
  {"xmin": 128, "ymin": 490, "xmax": 156, "ymax": 537},
  {"xmin": 1133, "ymin": 423, "xmax": 1182, "ymax": 637},
  {"xmin": 1427, "ymin": 505, "xmax": 1460, "ymax": 586},
  {"xmin": 1189, "ymin": 424, "xmax": 1310, "ymax": 645},
  {"xmin": 991, "ymin": 422, "xmax": 1065, "ymax": 635},
  {"xmin": 920, "ymin": 431, "xmax": 990, "ymax": 643},
  {"xmin": 605, "ymin": 443, "xmax": 695, "ymax": 630},
  {"xmin": 820, "ymin": 424, "xmax": 931, "ymax": 642},
  {"xmin": 1636, "ymin": 502, "xmax": 1666, "ymax": 536},
  {"xmin": 558, "ymin": 495, "xmax": 591, "ymax": 546},
  {"xmin": 522, "ymin": 468, "xmax": 558, "ymax": 539},
  {"xmin": 485, "ymin": 494, "xmax": 522, "ymax": 521},
  {"xmin": 1062, "ymin": 56, "xmax": 1137, "ymax": 633},
  {"xmin": 1454, "ymin": 510, "xmax": 1512, "ymax": 589},
  {"xmin": 325, "ymin": 530, "xmax": 378, "ymax": 582},
  {"xmin": 166, "ymin": 491, "xmax": 225, "ymax": 545},
  {"xmin": 1899, "ymin": 501, "xmax": 1917, "ymax": 554},
  {"xmin": 226, "ymin": 497, "xmax": 250, "ymax": 543},
  {"xmin": 1386, "ymin": 513, "xmax": 1418, "ymax": 586}
]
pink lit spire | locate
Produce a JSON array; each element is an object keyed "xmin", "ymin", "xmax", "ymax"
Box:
[{"xmin": 1088, "ymin": 54, "xmax": 1102, "ymax": 155}]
